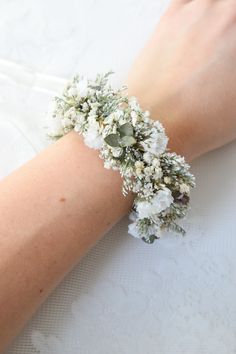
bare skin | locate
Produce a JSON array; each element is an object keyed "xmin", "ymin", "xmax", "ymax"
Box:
[
  {"xmin": 1, "ymin": 0, "xmax": 236, "ymax": 351},
  {"xmin": 127, "ymin": 0, "xmax": 236, "ymax": 160}
]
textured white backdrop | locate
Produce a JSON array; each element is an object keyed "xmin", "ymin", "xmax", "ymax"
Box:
[{"xmin": 0, "ymin": 1, "xmax": 236, "ymax": 353}]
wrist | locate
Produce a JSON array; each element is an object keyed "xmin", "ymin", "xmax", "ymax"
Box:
[{"xmin": 125, "ymin": 85, "xmax": 196, "ymax": 162}]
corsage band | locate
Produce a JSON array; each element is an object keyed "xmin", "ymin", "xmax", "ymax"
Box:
[{"xmin": 48, "ymin": 72, "xmax": 196, "ymax": 244}]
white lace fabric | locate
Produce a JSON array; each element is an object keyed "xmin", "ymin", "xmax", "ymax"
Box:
[{"xmin": 0, "ymin": 0, "xmax": 236, "ymax": 353}]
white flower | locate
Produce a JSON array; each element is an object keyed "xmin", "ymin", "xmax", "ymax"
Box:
[
  {"xmin": 82, "ymin": 102, "xmax": 89, "ymax": 112},
  {"xmin": 154, "ymin": 167, "xmax": 163, "ymax": 180},
  {"xmin": 65, "ymin": 107, "xmax": 77, "ymax": 120},
  {"xmin": 104, "ymin": 159, "xmax": 119, "ymax": 170},
  {"xmin": 67, "ymin": 86, "xmax": 78, "ymax": 97},
  {"xmin": 131, "ymin": 110, "xmax": 138, "ymax": 125},
  {"xmin": 144, "ymin": 166, "xmax": 154, "ymax": 176},
  {"xmin": 76, "ymin": 79, "xmax": 89, "ymax": 98},
  {"xmin": 164, "ymin": 176, "xmax": 171, "ymax": 184},
  {"xmin": 135, "ymin": 168, "xmax": 143, "ymax": 177},
  {"xmin": 179, "ymin": 183, "xmax": 190, "ymax": 195},
  {"xmin": 104, "ymin": 160, "xmax": 112, "ymax": 169},
  {"xmin": 128, "ymin": 221, "xmax": 142, "ymax": 239},
  {"xmin": 128, "ymin": 211, "xmax": 161, "ymax": 239},
  {"xmin": 112, "ymin": 147, "xmax": 123, "ymax": 158},
  {"xmin": 87, "ymin": 116, "xmax": 98, "ymax": 131},
  {"xmin": 152, "ymin": 158, "xmax": 160, "ymax": 168},
  {"xmin": 129, "ymin": 211, "xmax": 137, "ymax": 222},
  {"xmin": 141, "ymin": 130, "xmax": 168, "ymax": 156},
  {"xmin": 129, "ymin": 96, "xmax": 139, "ymax": 110},
  {"xmin": 133, "ymin": 180, "xmax": 142, "ymax": 193},
  {"xmin": 135, "ymin": 161, "xmax": 144, "ymax": 169},
  {"xmin": 90, "ymin": 102, "xmax": 100, "ymax": 110},
  {"xmin": 135, "ymin": 161, "xmax": 144, "ymax": 176},
  {"xmin": 153, "ymin": 120, "xmax": 165, "ymax": 132},
  {"xmin": 49, "ymin": 117, "xmax": 64, "ymax": 136},
  {"xmin": 143, "ymin": 152, "xmax": 153, "ymax": 164},
  {"xmin": 83, "ymin": 121, "xmax": 103, "ymax": 149},
  {"xmin": 119, "ymin": 116, "xmax": 127, "ymax": 125},
  {"xmin": 77, "ymin": 114, "xmax": 85, "ymax": 122},
  {"xmin": 147, "ymin": 223, "xmax": 161, "ymax": 237},
  {"xmin": 124, "ymin": 166, "xmax": 134, "ymax": 178},
  {"xmin": 61, "ymin": 117, "xmax": 72, "ymax": 128},
  {"xmin": 136, "ymin": 188, "xmax": 173, "ymax": 219},
  {"xmin": 131, "ymin": 111, "xmax": 137, "ymax": 119}
]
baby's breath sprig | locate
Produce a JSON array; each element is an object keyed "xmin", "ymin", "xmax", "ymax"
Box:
[{"xmin": 48, "ymin": 72, "xmax": 196, "ymax": 244}]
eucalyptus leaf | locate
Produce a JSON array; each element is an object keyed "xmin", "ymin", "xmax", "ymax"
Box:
[
  {"xmin": 118, "ymin": 123, "xmax": 134, "ymax": 137},
  {"xmin": 104, "ymin": 134, "xmax": 120, "ymax": 147},
  {"xmin": 142, "ymin": 235, "xmax": 158, "ymax": 244},
  {"xmin": 120, "ymin": 135, "xmax": 136, "ymax": 147}
]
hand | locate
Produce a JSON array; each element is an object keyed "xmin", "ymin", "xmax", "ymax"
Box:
[{"xmin": 127, "ymin": 0, "xmax": 236, "ymax": 161}]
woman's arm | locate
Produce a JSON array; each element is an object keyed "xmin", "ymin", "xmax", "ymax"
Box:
[
  {"xmin": 127, "ymin": 0, "xmax": 236, "ymax": 160},
  {"xmin": 1, "ymin": 0, "xmax": 236, "ymax": 351},
  {"xmin": 0, "ymin": 132, "xmax": 134, "ymax": 352}
]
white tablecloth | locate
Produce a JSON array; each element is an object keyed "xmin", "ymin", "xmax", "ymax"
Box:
[{"xmin": 0, "ymin": 1, "xmax": 236, "ymax": 353}]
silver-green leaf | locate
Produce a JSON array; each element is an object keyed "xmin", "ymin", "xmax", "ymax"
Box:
[
  {"xmin": 104, "ymin": 134, "xmax": 120, "ymax": 147},
  {"xmin": 118, "ymin": 123, "xmax": 134, "ymax": 137},
  {"xmin": 120, "ymin": 135, "xmax": 136, "ymax": 147}
]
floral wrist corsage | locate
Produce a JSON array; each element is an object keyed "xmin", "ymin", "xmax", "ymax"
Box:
[{"xmin": 48, "ymin": 72, "xmax": 196, "ymax": 244}]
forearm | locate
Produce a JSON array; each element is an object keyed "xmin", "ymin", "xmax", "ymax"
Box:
[
  {"xmin": 0, "ymin": 131, "xmax": 133, "ymax": 352},
  {"xmin": 1, "ymin": 0, "xmax": 236, "ymax": 350}
]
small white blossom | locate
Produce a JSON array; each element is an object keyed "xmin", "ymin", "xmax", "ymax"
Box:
[
  {"xmin": 76, "ymin": 79, "xmax": 89, "ymax": 98},
  {"xmin": 141, "ymin": 130, "xmax": 168, "ymax": 156},
  {"xmin": 83, "ymin": 121, "xmax": 103, "ymax": 149},
  {"xmin": 133, "ymin": 180, "xmax": 142, "ymax": 192},
  {"xmin": 61, "ymin": 117, "xmax": 72, "ymax": 128},
  {"xmin": 105, "ymin": 113, "xmax": 115, "ymax": 124},
  {"xmin": 136, "ymin": 188, "xmax": 173, "ymax": 219},
  {"xmin": 144, "ymin": 166, "xmax": 154, "ymax": 176},
  {"xmin": 154, "ymin": 167, "xmax": 163, "ymax": 180},
  {"xmin": 135, "ymin": 161, "xmax": 144, "ymax": 169},
  {"xmin": 128, "ymin": 221, "xmax": 142, "ymax": 239},
  {"xmin": 112, "ymin": 147, "xmax": 123, "ymax": 158},
  {"xmin": 49, "ymin": 117, "xmax": 64, "ymax": 136},
  {"xmin": 119, "ymin": 116, "xmax": 127, "ymax": 125},
  {"xmin": 135, "ymin": 168, "xmax": 143, "ymax": 177},
  {"xmin": 131, "ymin": 111, "xmax": 138, "ymax": 125},
  {"xmin": 164, "ymin": 176, "xmax": 171, "ymax": 184},
  {"xmin": 90, "ymin": 102, "xmax": 100, "ymax": 110},
  {"xmin": 143, "ymin": 152, "xmax": 153, "ymax": 164},
  {"xmin": 104, "ymin": 160, "xmax": 112, "ymax": 169},
  {"xmin": 67, "ymin": 87, "xmax": 78, "ymax": 97},
  {"xmin": 147, "ymin": 223, "xmax": 161, "ymax": 237},
  {"xmin": 152, "ymin": 158, "xmax": 160, "ymax": 168},
  {"xmin": 135, "ymin": 161, "xmax": 144, "ymax": 176},
  {"xmin": 142, "ymin": 182, "xmax": 155, "ymax": 198},
  {"xmin": 153, "ymin": 120, "xmax": 164, "ymax": 132},
  {"xmin": 125, "ymin": 166, "xmax": 134, "ymax": 178},
  {"xmin": 82, "ymin": 102, "xmax": 89, "ymax": 112},
  {"xmin": 129, "ymin": 96, "xmax": 139, "ymax": 110},
  {"xmin": 65, "ymin": 107, "xmax": 77, "ymax": 119},
  {"xmin": 179, "ymin": 183, "xmax": 190, "ymax": 195}
]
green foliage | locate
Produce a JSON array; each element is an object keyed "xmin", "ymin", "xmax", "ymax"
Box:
[
  {"xmin": 120, "ymin": 136, "xmax": 136, "ymax": 147},
  {"xmin": 118, "ymin": 123, "xmax": 134, "ymax": 137},
  {"xmin": 104, "ymin": 134, "xmax": 120, "ymax": 147}
]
